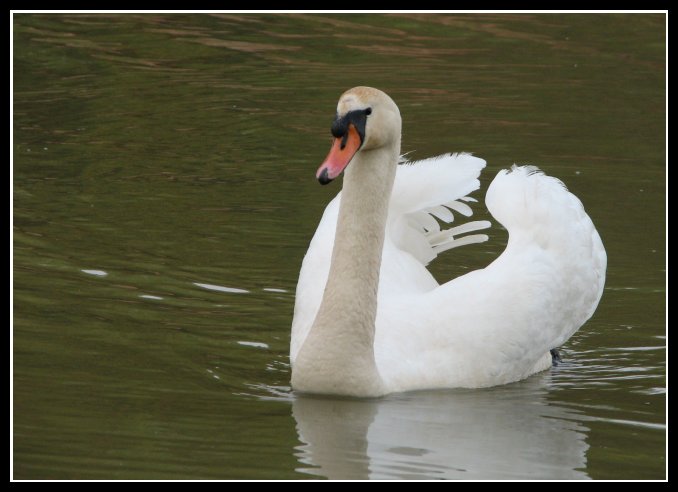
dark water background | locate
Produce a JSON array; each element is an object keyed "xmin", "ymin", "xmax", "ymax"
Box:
[{"xmin": 13, "ymin": 13, "xmax": 665, "ymax": 479}]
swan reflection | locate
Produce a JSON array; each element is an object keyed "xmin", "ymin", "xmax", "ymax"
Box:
[{"xmin": 292, "ymin": 374, "xmax": 589, "ymax": 480}]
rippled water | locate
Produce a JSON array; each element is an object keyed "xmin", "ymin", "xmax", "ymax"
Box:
[{"xmin": 12, "ymin": 13, "xmax": 665, "ymax": 479}]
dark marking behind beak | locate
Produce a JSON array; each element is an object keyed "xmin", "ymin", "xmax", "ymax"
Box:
[{"xmin": 331, "ymin": 108, "xmax": 371, "ymax": 144}]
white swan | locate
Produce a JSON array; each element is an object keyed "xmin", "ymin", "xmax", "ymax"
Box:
[{"xmin": 290, "ymin": 87, "xmax": 606, "ymax": 397}]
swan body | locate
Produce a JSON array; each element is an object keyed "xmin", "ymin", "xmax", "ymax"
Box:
[{"xmin": 290, "ymin": 87, "xmax": 606, "ymax": 397}]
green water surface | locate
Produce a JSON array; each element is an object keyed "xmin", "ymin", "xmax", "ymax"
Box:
[{"xmin": 12, "ymin": 13, "xmax": 665, "ymax": 480}]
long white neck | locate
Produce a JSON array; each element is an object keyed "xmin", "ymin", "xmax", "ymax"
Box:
[{"xmin": 291, "ymin": 142, "xmax": 399, "ymax": 397}]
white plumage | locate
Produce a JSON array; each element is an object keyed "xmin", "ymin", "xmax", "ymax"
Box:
[{"xmin": 290, "ymin": 87, "xmax": 606, "ymax": 396}]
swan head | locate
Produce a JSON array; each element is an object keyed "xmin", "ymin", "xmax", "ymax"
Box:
[{"xmin": 316, "ymin": 86, "xmax": 402, "ymax": 185}]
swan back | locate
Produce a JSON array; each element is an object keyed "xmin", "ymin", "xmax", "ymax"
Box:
[{"xmin": 370, "ymin": 165, "xmax": 606, "ymax": 391}]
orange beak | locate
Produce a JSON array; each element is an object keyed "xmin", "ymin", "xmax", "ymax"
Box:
[{"xmin": 316, "ymin": 124, "xmax": 362, "ymax": 185}]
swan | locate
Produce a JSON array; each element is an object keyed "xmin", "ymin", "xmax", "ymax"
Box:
[{"xmin": 290, "ymin": 86, "xmax": 606, "ymax": 397}]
